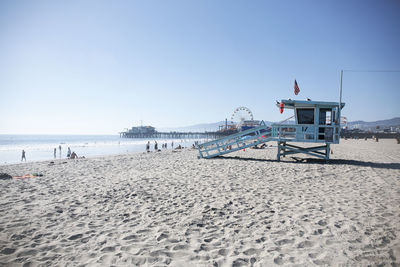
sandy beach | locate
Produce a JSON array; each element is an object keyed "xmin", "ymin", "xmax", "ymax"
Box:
[{"xmin": 0, "ymin": 139, "xmax": 399, "ymax": 266}]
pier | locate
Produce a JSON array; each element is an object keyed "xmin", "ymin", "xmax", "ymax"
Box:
[{"xmin": 119, "ymin": 131, "xmax": 234, "ymax": 139}]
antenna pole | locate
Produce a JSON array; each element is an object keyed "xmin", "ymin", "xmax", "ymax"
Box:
[
  {"xmin": 339, "ymin": 70, "xmax": 343, "ymax": 108},
  {"xmin": 338, "ymin": 70, "xmax": 343, "ymax": 134}
]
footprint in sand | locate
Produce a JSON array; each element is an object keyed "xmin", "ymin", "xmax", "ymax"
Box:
[
  {"xmin": 100, "ymin": 246, "xmax": 116, "ymax": 253},
  {"xmin": 297, "ymin": 240, "xmax": 314, "ymax": 248},
  {"xmin": 232, "ymin": 258, "xmax": 249, "ymax": 266},
  {"xmin": 167, "ymin": 238, "xmax": 180, "ymax": 243},
  {"xmin": 1, "ymin": 248, "xmax": 16, "ymax": 255},
  {"xmin": 122, "ymin": 234, "xmax": 138, "ymax": 241},
  {"xmin": 308, "ymin": 253, "xmax": 318, "ymax": 259},
  {"xmin": 198, "ymin": 243, "xmax": 211, "ymax": 252},
  {"xmin": 204, "ymin": 237, "xmax": 214, "ymax": 243},
  {"xmin": 149, "ymin": 249, "xmax": 168, "ymax": 257},
  {"xmin": 68, "ymin": 234, "xmax": 83, "ymax": 240},
  {"xmin": 255, "ymin": 237, "xmax": 266, "ymax": 243},
  {"xmin": 17, "ymin": 249, "xmax": 38, "ymax": 257},
  {"xmin": 243, "ymin": 248, "xmax": 258, "ymax": 256},
  {"xmin": 313, "ymin": 259, "xmax": 330, "ymax": 265},
  {"xmin": 172, "ymin": 244, "xmax": 189, "ymax": 251},
  {"xmin": 273, "ymin": 255, "xmax": 284, "ymax": 265},
  {"xmin": 218, "ymin": 248, "xmax": 229, "ymax": 256},
  {"xmin": 313, "ymin": 229, "xmax": 324, "ymax": 235},
  {"xmin": 136, "ymin": 229, "xmax": 150, "ymax": 234},
  {"xmin": 156, "ymin": 233, "xmax": 168, "ymax": 241},
  {"xmin": 11, "ymin": 234, "xmax": 26, "ymax": 241},
  {"xmin": 275, "ymin": 239, "xmax": 294, "ymax": 246}
]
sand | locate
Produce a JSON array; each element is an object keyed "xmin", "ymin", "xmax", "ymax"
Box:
[{"xmin": 0, "ymin": 139, "xmax": 399, "ymax": 266}]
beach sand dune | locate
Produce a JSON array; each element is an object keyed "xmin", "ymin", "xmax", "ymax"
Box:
[{"xmin": 0, "ymin": 139, "xmax": 399, "ymax": 266}]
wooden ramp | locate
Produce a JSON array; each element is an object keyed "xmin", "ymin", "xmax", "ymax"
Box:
[
  {"xmin": 198, "ymin": 123, "xmax": 333, "ymax": 161},
  {"xmin": 197, "ymin": 125, "xmax": 274, "ymax": 159}
]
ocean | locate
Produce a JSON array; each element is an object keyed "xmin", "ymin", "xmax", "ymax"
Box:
[{"xmin": 0, "ymin": 135, "xmax": 205, "ymax": 165}]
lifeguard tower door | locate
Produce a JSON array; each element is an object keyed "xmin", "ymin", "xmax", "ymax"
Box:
[{"xmin": 319, "ymin": 108, "xmax": 334, "ymax": 142}]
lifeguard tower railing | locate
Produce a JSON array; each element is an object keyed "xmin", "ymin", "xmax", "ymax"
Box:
[
  {"xmin": 197, "ymin": 125, "xmax": 272, "ymax": 159},
  {"xmin": 198, "ymin": 100, "xmax": 345, "ymax": 161}
]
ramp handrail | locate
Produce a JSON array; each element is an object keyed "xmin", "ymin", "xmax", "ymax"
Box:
[
  {"xmin": 198, "ymin": 122, "xmax": 340, "ymax": 159},
  {"xmin": 198, "ymin": 125, "xmax": 273, "ymax": 159}
]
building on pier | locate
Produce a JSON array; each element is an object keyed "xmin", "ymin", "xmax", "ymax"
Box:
[{"xmin": 126, "ymin": 126, "xmax": 156, "ymax": 135}]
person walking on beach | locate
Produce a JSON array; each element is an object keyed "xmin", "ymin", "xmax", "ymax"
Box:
[
  {"xmin": 59, "ymin": 145, "xmax": 62, "ymax": 158},
  {"xmin": 154, "ymin": 141, "xmax": 158, "ymax": 151},
  {"xmin": 67, "ymin": 147, "xmax": 71, "ymax": 158},
  {"xmin": 21, "ymin": 150, "xmax": 26, "ymax": 162},
  {"xmin": 146, "ymin": 141, "xmax": 150, "ymax": 153},
  {"xmin": 54, "ymin": 148, "xmax": 57, "ymax": 159},
  {"xmin": 171, "ymin": 141, "xmax": 174, "ymax": 149}
]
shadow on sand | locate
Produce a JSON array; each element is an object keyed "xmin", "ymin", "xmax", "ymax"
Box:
[{"xmin": 215, "ymin": 156, "xmax": 400, "ymax": 170}]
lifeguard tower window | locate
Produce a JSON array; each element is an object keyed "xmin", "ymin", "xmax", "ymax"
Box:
[
  {"xmin": 296, "ymin": 108, "xmax": 314, "ymax": 124},
  {"xmin": 319, "ymin": 109, "xmax": 332, "ymax": 125}
]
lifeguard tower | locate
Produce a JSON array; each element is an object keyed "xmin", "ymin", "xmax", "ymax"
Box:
[{"xmin": 197, "ymin": 99, "xmax": 345, "ymax": 162}]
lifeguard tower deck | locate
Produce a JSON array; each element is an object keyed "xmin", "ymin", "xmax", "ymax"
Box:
[{"xmin": 198, "ymin": 99, "xmax": 345, "ymax": 161}]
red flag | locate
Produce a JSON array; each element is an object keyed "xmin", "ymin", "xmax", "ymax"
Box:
[{"xmin": 294, "ymin": 79, "xmax": 300, "ymax": 95}]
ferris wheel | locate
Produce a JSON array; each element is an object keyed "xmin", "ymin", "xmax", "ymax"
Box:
[{"xmin": 231, "ymin": 107, "xmax": 254, "ymax": 126}]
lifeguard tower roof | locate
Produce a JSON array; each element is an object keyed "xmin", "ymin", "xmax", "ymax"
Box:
[{"xmin": 278, "ymin": 99, "xmax": 345, "ymax": 109}]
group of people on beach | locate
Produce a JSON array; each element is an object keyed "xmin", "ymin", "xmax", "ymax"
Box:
[
  {"xmin": 146, "ymin": 141, "xmax": 172, "ymax": 152},
  {"xmin": 66, "ymin": 147, "xmax": 79, "ymax": 159},
  {"xmin": 53, "ymin": 146, "xmax": 78, "ymax": 159},
  {"xmin": 21, "ymin": 140, "xmax": 201, "ymax": 162},
  {"xmin": 146, "ymin": 141, "xmax": 177, "ymax": 152},
  {"xmin": 145, "ymin": 140, "xmax": 200, "ymax": 153},
  {"xmin": 21, "ymin": 145, "xmax": 80, "ymax": 162}
]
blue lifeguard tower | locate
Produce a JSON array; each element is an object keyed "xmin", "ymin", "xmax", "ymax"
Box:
[{"xmin": 198, "ymin": 99, "xmax": 345, "ymax": 162}]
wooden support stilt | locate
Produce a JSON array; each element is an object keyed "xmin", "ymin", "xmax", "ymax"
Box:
[
  {"xmin": 276, "ymin": 142, "xmax": 331, "ymax": 162},
  {"xmin": 277, "ymin": 141, "xmax": 281, "ymax": 161}
]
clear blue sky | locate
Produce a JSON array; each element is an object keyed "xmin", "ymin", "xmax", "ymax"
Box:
[{"xmin": 1, "ymin": 0, "xmax": 399, "ymax": 134}]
